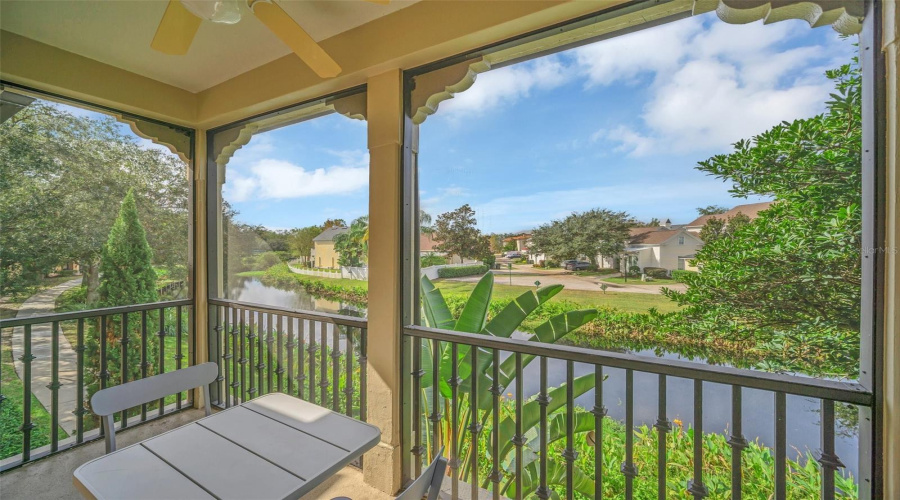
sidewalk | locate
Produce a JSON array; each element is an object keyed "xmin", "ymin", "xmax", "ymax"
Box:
[{"xmin": 11, "ymin": 278, "xmax": 83, "ymax": 435}]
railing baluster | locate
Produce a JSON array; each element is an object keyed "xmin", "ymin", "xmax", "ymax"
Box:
[
  {"xmin": 158, "ymin": 307, "xmax": 167, "ymax": 414},
  {"xmin": 175, "ymin": 306, "xmax": 183, "ymax": 408},
  {"xmin": 728, "ymin": 386, "xmax": 748, "ymax": 500},
  {"xmin": 140, "ymin": 310, "xmax": 148, "ymax": 421},
  {"xmin": 21, "ymin": 324, "xmax": 34, "ymax": 461},
  {"xmin": 299, "ymin": 319, "xmax": 306, "ymax": 400},
  {"xmin": 622, "ymin": 369, "xmax": 637, "ymax": 499},
  {"xmin": 535, "ymin": 356, "xmax": 550, "ymax": 499},
  {"xmin": 344, "ymin": 326, "xmax": 354, "ymax": 417},
  {"xmin": 287, "ymin": 315, "xmax": 295, "ymax": 396},
  {"xmin": 331, "ymin": 323, "xmax": 339, "ymax": 411},
  {"xmin": 491, "ymin": 348, "xmax": 501, "ymax": 499},
  {"xmin": 359, "ymin": 328, "xmax": 367, "ymax": 423},
  {"xmin": 260, "ymin": 312, "xmax": 269, "ymax": 394},
  {"xmin": 248, "ymin": 311, "xmax": 257, "ymax": 397},
  {"xmin": 266, "ymin": 312, "xmax": 274, "ymax": 394},
  {"xmin": 564, "ymin": 360, "xmax": 576, "ymax": 500},
  {"xmin": 592, "ymin": 365, "xmax": 606, "ymax": 500},
  {"xmin": 430, "ymin": 339, "xmax": 442, "ymax": 457},
  {"xmin": 412, "ymin": 335, "xmax": 423, "ymax": 478},
  {"xmin": 775, "ymin": 392, "xmax": 786, "ymax": 500},
  {"xmin": 239, "ymin": 308, "xmax": 247, "ymax": 403},
  {"xmin": 76, "ymin": 318, "xmax": 85, "ymax": 443},
  {"xmin": 276, "ymin": 315, "xmax": 284, "ymax": 393},
  {"xmin": 817, "ymin": 400, "xmax": 843, "ymax": 500},
  {"xmin": 231, "ymin": 307, "xmax": 239, "ymax": 404},
  {"xmin": 308, "ymin": 321, "xmax": 317, "ymax": 404},
  {"xmin": 319, "ymin": 321, "xmax": 328, "ymax": 405},
  {"xmin": 120, "ymin": 313, "xmax": 128, "ymax": 429},
  {"xmin": 469, "ymin": 346, "xmax": 481, "ymax": 500},
  {"xmin": 687, "ymin": 379, "xmax": 707, "ymax": 499},
  {"xmin": 654, "ymin": 374, "xmax": 671, "ymax": 500},
  {"xmin": 514, "ymin": 352, "xmax": 524, "ymax": 500},
  {"xmin": 449, "ymin": 342, "xmax": 460, "ymax": 499}
]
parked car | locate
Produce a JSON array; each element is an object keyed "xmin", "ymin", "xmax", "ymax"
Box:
[
  {"xmin": 562, "ymin": 260, "xmax": 591, "ymax": 271},
  {"xmin": 505, "ymin": 251, "xmax": 523, "ymax": 259}
]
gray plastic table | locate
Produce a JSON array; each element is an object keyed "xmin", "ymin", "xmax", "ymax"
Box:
[{"xmin": 73, "ymin": 393, "xmax": 381, "ymax": 500}]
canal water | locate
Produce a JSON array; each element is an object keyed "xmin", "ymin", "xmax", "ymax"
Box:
[{"xmin": 229, "ymin": 277, "xmax": 859, "ymax": 478}]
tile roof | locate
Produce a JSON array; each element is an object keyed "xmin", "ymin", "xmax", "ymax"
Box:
[
  {"xmin": 686, "ymin": 201, "xmax": 774, "ymax": 228},
  {"xmin": 628, "ymin": 227, "xmax": 683, "ymax": 245}
]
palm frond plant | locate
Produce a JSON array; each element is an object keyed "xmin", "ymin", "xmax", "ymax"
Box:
[{"xmin": 419, "ymin": 273, "xmax": 599, "ymax": 497}]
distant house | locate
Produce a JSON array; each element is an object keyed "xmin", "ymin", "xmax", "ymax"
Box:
[
  {"xmin": 503, "ymin": 233, "xmax": 531, "ymax": 253},
  {"xmin": 684, "ymin": 201, "xmax": 774, "ymax": 233},
  {"xmin": 312, "ymin": 226, "xmax": 349, "ymax": 269},
  {"xmin": 420, "ymin": 233, "xmax": 440, "ymax": 255},
  {"xmin": 624, "ymin": 226, "xmax": 704, "ymax": 271}
]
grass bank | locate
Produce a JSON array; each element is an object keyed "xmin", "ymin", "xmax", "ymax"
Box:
[{"xmin": 259, "ymin": 263, "xmax": 368, "ymax": 305}]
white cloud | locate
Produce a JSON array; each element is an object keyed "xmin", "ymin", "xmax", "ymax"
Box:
[
  {"xmin": 439, "ymin": 56, "xmax": 572, "ymax": 118},
  {"xmin": 575, "ymin": 15, "xmax": 854, "ymax": 156},
  {"xmin": 224, "ymin": 150, "xmax": 369, "ymax": 202}
]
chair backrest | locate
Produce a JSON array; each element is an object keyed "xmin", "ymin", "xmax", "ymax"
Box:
[
  {"xmin": 396, "ymin": 447, "xmax": 447, "ymax": 500},
  {"xmin": 91, "ymin": 362, "xmax": 218, "ymax": 453}
]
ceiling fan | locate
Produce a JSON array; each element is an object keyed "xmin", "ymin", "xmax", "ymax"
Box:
[{"xmin": 150, "ymin": 0, "xmax": 387, "ymax": 78}]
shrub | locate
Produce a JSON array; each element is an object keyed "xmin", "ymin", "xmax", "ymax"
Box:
[
  {"xmin": 256, "ymin": 251, "xmax": 282, "ymax": 269},
  {"xmin": 671, "ymin": 270, "xmax": 697, "ymax": 282},
  {"xmin": 545, "ymin": 260, "xmax": 560, "ymax": 268},
  {"xmin": 628, "ymin": 265, "xmax": 641, "ymax": 276},
  {"xmin": 481, "ymin": 254, "xmax": 496, "ymax": 269},
  {"xmin": 437, "ymin": 264, "xmax": 488, "ymax": 278},
  {"xmin": 421, "ymin": 254, "xmax": 448, "ymax": 268},
  {"xmin": 643, "ymin": 267, "xmax": 668, "ymax": 279}
]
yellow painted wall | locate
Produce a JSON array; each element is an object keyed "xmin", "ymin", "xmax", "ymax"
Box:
[{"xmin": 314, "ymin": 241, "xmax": 339, "ymax": 269}]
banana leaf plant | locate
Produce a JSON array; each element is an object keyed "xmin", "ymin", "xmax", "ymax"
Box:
[{"xmin": 419, "ymin": 273, "xmax": 599, "ymax": 498}]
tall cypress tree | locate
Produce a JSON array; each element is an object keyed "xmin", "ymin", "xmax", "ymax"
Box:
[{"xmin": 98, "ymin": 189, "xmax": 158, "ymax": 307}]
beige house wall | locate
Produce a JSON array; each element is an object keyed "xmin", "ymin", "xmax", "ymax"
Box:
[{"xmin": 314, "ymin": 241, "xmax": 339, "ymax": 269}]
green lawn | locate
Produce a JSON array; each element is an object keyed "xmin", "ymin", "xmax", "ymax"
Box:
[
  {"xmin": 0, "ymin": 334, "xmax": 69, "ymax": 460},
  {"xmin": 599, "ymin": 276, "xmax": 679, "ymax": 286},
  {"xmin": 433, "ymin": 280, "xmax": 680, "ymax": 313}
]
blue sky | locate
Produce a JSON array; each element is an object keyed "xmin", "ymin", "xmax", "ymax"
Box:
[{"xmin": 223, "ymin": 13, "xmax": 855, "ymax": 234}]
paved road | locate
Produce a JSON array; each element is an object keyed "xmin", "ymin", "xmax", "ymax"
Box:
[
  {"xmin": 457, "ymin": 268, "xmax": 687, "ymax": 295},
  {"xmin": 11, "ymin": 279, "xmax": 83, "ymax": 434}
]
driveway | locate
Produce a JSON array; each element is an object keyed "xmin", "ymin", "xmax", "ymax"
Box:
[{"xmin": 455, "ymin": 269, "xmax": 686, "ymax": 295}]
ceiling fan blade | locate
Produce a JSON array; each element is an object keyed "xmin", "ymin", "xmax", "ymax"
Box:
[
  {"xmin": 150, "ymin": 0, "xmax": 202, "ymax": 55},
  {"xmin": 364, "ymin": 0, "xmax": 391, "ymax": 4},
  {"xmin": 250, "ymin": 0, "xmax": 342, "ymax": 78}
]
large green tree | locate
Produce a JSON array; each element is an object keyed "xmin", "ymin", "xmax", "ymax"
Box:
[
  {"xmin": 665, "ymin": 62, "xmax": 862, "ymax": 344},
  {"xmin": 531, "ymin": 209, "xmax": 633, "ymax": 266},
  {"xmin": 99, "ymin": 190, "xmax": 159, "ymax": 307},
  {"xmin": 433, "ymin": 205, "xmax": 491, "ymax": 262},
  {"xmin": 333, "ymin": 216, "xmax": 369, "ymax": 267},
  {"xmin": 0, "ymin": 102, "xmax": 189, "ymax": 300}
]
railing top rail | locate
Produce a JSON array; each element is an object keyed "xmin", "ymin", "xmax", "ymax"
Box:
[
  {"xmin": 0, "ymin": 299, "xmax": 194, "ymax": 329},
  {"xmin": 209, "ymin": 298, "xmax": 368, "ymax": 329},
  {"xmin": 403, "ymin": 325, "xmax": 873, "ymax": 407}
]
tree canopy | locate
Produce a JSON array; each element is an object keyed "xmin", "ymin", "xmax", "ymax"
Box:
[
  {"xmin": 99, "ymin": 190, "xmax": 159, "ymax": 307},
  {"xmin": 665, "ymin": 62, "xmax": 862, "ymax": 343},
  {"xmin": 531, "ymin": 209, "xmax": 633, "ymax": 266},
  {"xmin": 433, "ymin": 205, "xmax": 491, "ymax": 262},
  {"xmin": 334, "ymin": 216, "xmax": 369, "ymax": 267}
]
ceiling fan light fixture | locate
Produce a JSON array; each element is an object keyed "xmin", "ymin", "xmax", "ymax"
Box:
[{"xmin": 180, "ymin": 0, "xmax": 242, "ymax": 24}]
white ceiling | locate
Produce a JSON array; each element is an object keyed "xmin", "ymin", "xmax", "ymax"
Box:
[{"xmin": 0, "ymin": 0, "xmax": 420, "ymax": 93}]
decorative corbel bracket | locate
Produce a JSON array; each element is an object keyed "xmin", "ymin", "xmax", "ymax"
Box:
[
  {"xmin": 409, "ymin": 57, "xmax": 491, "ymax": 125},
  {"xmin": 114, "ymin": 116, "xmax": 193, "ymax": 163},
  {"xmin": 693, "ymin": 0, "xmax": 865, "ymax": 35}
]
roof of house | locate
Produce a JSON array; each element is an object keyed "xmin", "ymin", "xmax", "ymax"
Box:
[
  {"xmin": 686, "ymin": 201, "xmax": 774, "ymax": 228},
  {"xmin": 420, "ymin": 232, "xmax": 439, "ymax": 252},
  {"xmin": 503, "ymin": 233, "xmax": 531, "ymax": 242},
  {"xmin": 313, "ymin": 227, "xmax": 349, "ymax": 242},
  {"xmin": 627, "ymin": 227, "xmax": 697, "ymax": 246}
]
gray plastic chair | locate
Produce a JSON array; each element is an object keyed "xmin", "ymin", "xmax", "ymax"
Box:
[
  {"xmin": 90, "ymin": 362, "xmax": 218, "ymax": 453},
  {"xmin": 332, "ymin": 448, "xmax": 446, "ymax": 500},
  {"xmin": 396, "ymin": 447, "xmax": 447, "ymax": 500}
]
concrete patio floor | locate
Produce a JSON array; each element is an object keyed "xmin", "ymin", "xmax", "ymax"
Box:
[{"xmin": 0, "ymin": 407, "xmax": 391, "ymax": 500}]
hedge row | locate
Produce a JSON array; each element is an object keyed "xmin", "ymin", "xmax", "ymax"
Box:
[{"xmin": 437, "ymin": 265, "xmax": 488, "ymax": 278}]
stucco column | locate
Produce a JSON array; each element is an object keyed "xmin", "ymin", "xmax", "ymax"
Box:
[
  {"xmin": 363, "ymin": 68, "xmax": 404, "ymax": 494},
  {"xmin": 193, "ymin": 129, "xmax": 210, "ymax": 408}
]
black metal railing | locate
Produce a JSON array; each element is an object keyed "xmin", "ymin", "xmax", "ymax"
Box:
[
  {"xmin": 404, "ymin": 325, "xmax": 872, "ymax": 500},
  {"xmin": 207, "ymin": 299, "xmax": 368, "ymax": 424},
  {"xmin": 0, "ymin": 300, "xmax": 194, "ymax": 471}
]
